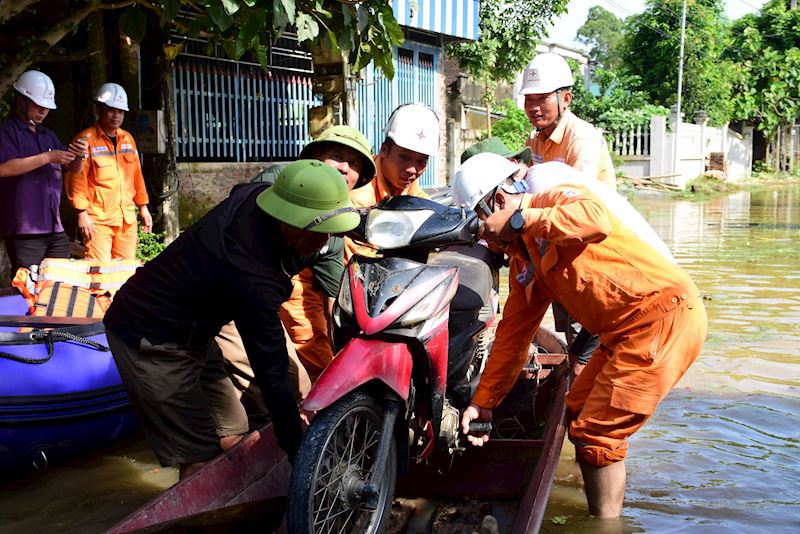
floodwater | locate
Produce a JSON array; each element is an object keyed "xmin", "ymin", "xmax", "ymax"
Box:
[{"xmin": 1, "ymin": 185, "xmax": 799, "ymax": 533}]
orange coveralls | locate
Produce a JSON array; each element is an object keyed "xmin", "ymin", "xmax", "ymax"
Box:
[
  {"xmin": 65, "ymin": 125, "xmax": 148, "ymax": 260},
  {"xmin": 472, "ymin": 184, "xmax": 707, "ymax": 467},
  {"xmin": 527, "ymin": 109, "xmax": 617, "ymax": 190}
]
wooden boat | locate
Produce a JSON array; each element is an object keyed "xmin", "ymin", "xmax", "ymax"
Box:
[
  {"xmin": 109, "ymin": 327, "xmax": 568, "ymax": 533},
  {"xmin": 0, "ymin": 287, "xmax": 137, "ymax": 474}
]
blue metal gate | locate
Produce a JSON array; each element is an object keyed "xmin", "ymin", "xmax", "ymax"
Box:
[
  {"xmin": 356, "ymin": 45, "xmax": 439, "ymax": 188},
  {"xmin": 172, "ymin": 37, "xmax": 318, "ymax": 162}
]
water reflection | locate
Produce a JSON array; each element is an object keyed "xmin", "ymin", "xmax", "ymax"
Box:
[{"xmin": 543, "ymin": 185, "xmax": 800, "ymax": 532}]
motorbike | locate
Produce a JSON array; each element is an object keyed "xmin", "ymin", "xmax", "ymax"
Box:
[{"xmin": 287, "ymin": 195, "xmax": 500, "ymax": 533}]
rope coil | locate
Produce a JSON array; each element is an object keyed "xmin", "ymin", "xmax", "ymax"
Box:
[{"xmin": 1, "ymin": 329, "xmax": 109, "ymax": 365}]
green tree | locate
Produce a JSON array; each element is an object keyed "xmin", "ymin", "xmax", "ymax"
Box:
[
  {"xmin": 568, "ymin": 60, "xmax": 668, "ymax": 134},
  {"xmin": 576, "ymin": 5, "xmax": 625, "ymax": 69},
  {"xmin": 725, "ymin": 0, "xmax": 800, "ymax": 168},
  {"xmin": 446, "ymin": 0, "xmax": 568, "ymax": 134},
  {"xmin": 0, "ymin": 0, "xmax": 404, "ymax": 98},
  {"xmin": 622, "ymin": 0, "xmax": 735, "ymax": 126}
]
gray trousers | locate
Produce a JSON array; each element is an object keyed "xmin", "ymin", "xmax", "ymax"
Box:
[{"xmin": 107, "ymin": 330, "xmax": 249, "ymax": 467}]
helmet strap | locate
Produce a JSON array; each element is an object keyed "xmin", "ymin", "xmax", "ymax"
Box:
[
  {"xmin": 302, "ymin": 206, "xmax": 355, "ymax": 231},
  {"xmin": 534, "ymin": 88, "xmax": 565, "ymax": 134}
]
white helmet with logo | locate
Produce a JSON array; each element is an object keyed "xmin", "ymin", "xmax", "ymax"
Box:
[
  {"xmin": 519, "ymin": 53, "xmax": 574, "ymax": 95},
  {"xmin": 383, "ymin": 102, "xmax": 439, "ymax": 156},
  {"xmin": 450, "ymin": 152, "xmax": 523, "ymax": 211},
  {"xmin": 13, "ymin": 70, "xmax": 57, "ymax": 109},
  {"xmin": 95, "ymin": 82, "xmax": 129, "ymax": 111}
]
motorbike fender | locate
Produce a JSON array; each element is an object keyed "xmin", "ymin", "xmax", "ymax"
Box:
[{"xmin": 303, "ymin": 338, "xmax": 413, "ymax": 412}]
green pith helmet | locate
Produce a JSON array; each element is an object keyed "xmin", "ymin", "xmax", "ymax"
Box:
[
  {"xmin": 299, "ymin": 125, "xmax": 376, "ymax": 187},
  {"xmin": 460, "ymin": 137, "xmax": 532, "ymax": 165},
  {"xmin": 256, "ymin": 160, "xmax": 359, "ymax": 233}
]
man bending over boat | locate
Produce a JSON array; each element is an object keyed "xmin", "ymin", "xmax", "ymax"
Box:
[
  {"xmin": 452, "ymin": 155, "xmax": 706, "ymax": 518},
  {"xmin": 104, "ymin": 161, "xmax": 359, "ymax": 478}
]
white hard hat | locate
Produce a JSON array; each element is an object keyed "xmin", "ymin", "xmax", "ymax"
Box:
[
  {"xmin": 519, "ymin": 53, "xmax": 575, "ymax": 95},
  {"xmin": 524, "ymin": 162, "xmax": 588, "ymax": 195},
  {"xmin": 95, "ymin": 82, "xmax": 129, "ymax": 111},
  {"xmin": 13, "ymin": 70, "xmax": 57, "ymax": 109},
  {"xmin": 450, "ymin": 152, "xmax": 521, "ymax": 211},
  {"xmin": 383, "ymin": 102, "xmax": 439, "ymax": 156}
]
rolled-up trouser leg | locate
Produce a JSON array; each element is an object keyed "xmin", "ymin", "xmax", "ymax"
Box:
[
  {"xmin": 565, "ymin": 301, "xmax": 707, "ymax": 467},
  {"xmin": 107, "ymin": 330, "xmax": 222, "ymax": 466},
  {"xmin": 201, "ymin": 339, "xmax": 250, "ymax": 437}
]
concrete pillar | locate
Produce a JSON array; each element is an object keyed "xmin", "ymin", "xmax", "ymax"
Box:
[
  {"xmin": 742, "ymin": 124, "xmax": 754, "ymax": 176},
  {"xmin": 649, "ymin": 115, "xmax": 667, "ymax": 177},
  {"xmin": 694, "ymin": 110, "xmax": 708, "ymax": 172}
]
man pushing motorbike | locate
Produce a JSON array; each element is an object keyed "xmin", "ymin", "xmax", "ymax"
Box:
[
  {"xmin": 104, "ymin": 160, "xmax": 359, "ymax": 478},
  {"xmin": 451, "ymin": 154, "xmax": 706, "ymax": 518}
]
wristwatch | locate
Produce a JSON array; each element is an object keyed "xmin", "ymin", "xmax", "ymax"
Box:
[{"xmin": 510, "ymin": 209, "xmax": 525, "ymax": 232}]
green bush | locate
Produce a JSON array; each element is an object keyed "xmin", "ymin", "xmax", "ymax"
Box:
[
  {"xmin": 490, "ymin": 99, "xmax": 531, "ymax": 150},
  {"xmin": 136, "ymin": 230, "xmax": 167, "ymax": 262}
]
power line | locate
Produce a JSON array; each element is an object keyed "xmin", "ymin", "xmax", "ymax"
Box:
[
  {"xmin": 601, "ymin": 0, "xmax": 675, "ymax": 41},
  {"xmin": 729, "ymin": 0, "xmax": 763, "ymax": 12}
]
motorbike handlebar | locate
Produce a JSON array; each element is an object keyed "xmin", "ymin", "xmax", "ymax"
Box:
[{"xmin": 467, "ymin": 421, "xmax": 492, "ymax": 434}]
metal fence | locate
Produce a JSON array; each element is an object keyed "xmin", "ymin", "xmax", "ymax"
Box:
[
  {"xmin": 356, "ymin": 46, "xmax": 439, "ymax": 187},
  {"xmin": 172, "ymin": 37, "xmax": 317, "ymax": 162}
]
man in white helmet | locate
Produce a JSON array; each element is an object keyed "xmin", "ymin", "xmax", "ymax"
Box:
[
  {"xmin": 521, "ymin": 53, "xmax": 615, "ymax": 189},
  {"xmin": 521, "ymin": 52, "xmax": 617, "ymax": 374},
  {"xmin": 65, "ymin": 82, "xmax": 151, "ymax": 261},
  {"xmin": 0, "ymin": 70, "xmax": 88, "ymax": 273},
  {"xmin": 452, "ymin": 154, "xmax": 706, "ymax": 519},
  {"xmin": 347, "ymin": 102, "xmax": 439, "ymax": 259}
]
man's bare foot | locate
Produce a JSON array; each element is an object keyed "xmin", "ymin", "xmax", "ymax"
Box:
[
  {"xmin": 179, "ymin": 461, "xmax": 207, "ymax": 480},
  {"xmin": 220, "ymin": 434, "xmax": 244, "ymax": 451}
]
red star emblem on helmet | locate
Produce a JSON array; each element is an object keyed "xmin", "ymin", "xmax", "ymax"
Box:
[{"xmin": 416, "ymin": 129, "xmax": 426, "ymax": 140}]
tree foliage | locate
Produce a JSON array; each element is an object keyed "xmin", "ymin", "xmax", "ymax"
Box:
[
  {"xmin": 724, "ymin": 0, "xmax": 800, "ymax": 137},
  {"xmin": 622, "ymin": 0, "xmax": 735, "ymax": 126},
  {"xmin": 488, "ymin": 99, "xmax": 531, "ymax": 149},
  {"xmin": 0, "ymin": 0, "xmax": 404, "ymax": 98},
  {"xmin": 576, "ymin": 5, "xmax": 625, "ymax": 70},
  {"xmin": 568, "ymin": 61, "xmax": 669, "ymax": 133},
  {"xmin": 446, "ymin": 0, "xmax": 568, "ymax": 120}
]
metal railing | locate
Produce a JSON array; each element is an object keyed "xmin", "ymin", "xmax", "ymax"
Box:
[{"xmin": 172, "ymin": 37, "xmax": 317, "ymax": 163}]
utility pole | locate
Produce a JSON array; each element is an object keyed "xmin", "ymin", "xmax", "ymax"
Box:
[{"xmin": 672, "ymin": 0, "xmax": 688, "ymax": 184}]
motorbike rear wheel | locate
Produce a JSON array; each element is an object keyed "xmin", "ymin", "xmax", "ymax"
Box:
[{"xmin": 288, "ymin": 390, "xmax": 396, "ymax": 533}]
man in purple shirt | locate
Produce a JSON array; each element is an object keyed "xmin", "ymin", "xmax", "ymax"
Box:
[{"xmin": 0, "ymin": 70, "xmax": 88, "ymax": 273}]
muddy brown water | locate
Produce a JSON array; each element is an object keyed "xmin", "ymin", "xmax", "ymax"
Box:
[{"xmin": 1, "ymin": 185, "xmax": 798, "ymax": 533}]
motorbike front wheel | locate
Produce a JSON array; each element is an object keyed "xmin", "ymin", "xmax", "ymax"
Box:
[{"xmin": 288, "ymin": 390, "xmax": 397, "ymax": 533}]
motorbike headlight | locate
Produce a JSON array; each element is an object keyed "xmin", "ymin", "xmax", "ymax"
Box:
[
  {"xmin": 366, "ymin": 209, "xmax": 435, "ymax": 249},
  {"xmin": 399, "ymin": 280, "xmax": 455, "ymax": 327}
]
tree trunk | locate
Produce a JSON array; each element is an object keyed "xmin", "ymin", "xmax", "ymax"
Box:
[
  {"xmin": 0, "ymin": 3, "xmax": 96, "ymax": 96},
  {"xmin": 88, "ymin": 11, "xmax": 108, "ymax": 95}
]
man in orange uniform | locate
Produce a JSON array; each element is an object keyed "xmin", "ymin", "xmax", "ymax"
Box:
[
  {"xmin": 522, "ymin": 53, "xmax": 616, "ymax": 190},
  {"xmin": 65, "ymin": 83, "xmax": 151, "ymax": 260},
  {"xmin": 454, "ymin": 155, "xmax": 706, "ymax": 518},
  {"xmin": 346, "ymin": 102, "xmax": 439, "ymax": 260},
  {"xmin": 521, "ymin": 52, "xmax": 617, "ymax": 373}
]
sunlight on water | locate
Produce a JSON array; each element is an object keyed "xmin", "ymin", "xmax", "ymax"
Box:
[{"xmin": 542, "ymin": 185, "xmax": 800, "ymax": 533}]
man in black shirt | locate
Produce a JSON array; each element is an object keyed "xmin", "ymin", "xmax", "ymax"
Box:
[{"xmin": 104, "ymin": 160, "xmax": 359, "ymax": 477}]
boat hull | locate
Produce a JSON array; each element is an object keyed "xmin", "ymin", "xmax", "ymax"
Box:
[{"xmin": 109, "ymin": 328, "xmax": 569, "ymax": 533}]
